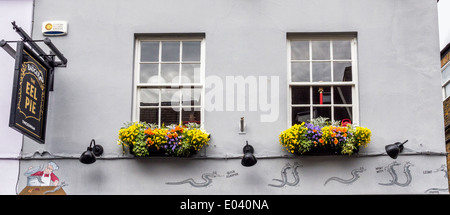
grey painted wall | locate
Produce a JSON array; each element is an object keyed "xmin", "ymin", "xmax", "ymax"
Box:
[{"xmin": 16, "ymin": 0, "xmax": 448, "ymax": 194}]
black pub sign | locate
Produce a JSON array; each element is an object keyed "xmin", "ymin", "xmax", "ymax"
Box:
[{"xmin": 9, "ymin": 42, "xmax": 50, "ymax": 143}]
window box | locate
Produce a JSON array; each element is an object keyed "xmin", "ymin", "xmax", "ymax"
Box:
[
  {"xmin": 279, "ymin": 117, "xmax": 371, "ymax": 155},
  {"xmin": 118, "ymin": 122, "xmax": 210, "ymax": 157}
]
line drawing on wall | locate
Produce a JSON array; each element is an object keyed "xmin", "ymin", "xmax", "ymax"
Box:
[
  {"xmin": 323, "ymin": 167, "xmax": 366, "ymax": 186},
  {"xmin": 268, "ymin": 162, "xmax": 301, "ymax": 188},
  {"xmin": 379, "ymin": 161, "xmax": 414, "ymax": 187},
  {"xmin": 166, "ymin": 171, "xmax": 220, "ymax": 187},
  {"xmin": 424, "ymin": 164, "xmax": 449, "ymax": 194}
]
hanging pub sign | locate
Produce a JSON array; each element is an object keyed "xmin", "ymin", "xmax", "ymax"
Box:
[{"xmin": 9, "ymin": 42, "xmax": 50, "ymax": 144}]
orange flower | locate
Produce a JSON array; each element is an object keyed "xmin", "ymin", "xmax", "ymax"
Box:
[
  {"xmin": 334, "ymin": 138, "xmax": 338, "ymax": 145},
  {"xmin": 319, "ymin": 139, "xmax": 324, "ymax": 143}
]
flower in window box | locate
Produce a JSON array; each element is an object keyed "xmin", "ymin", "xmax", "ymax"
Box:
[
  {"xmin": 279, "ymin": 117, "xmax": 371, "ymax": 155},
  {"xmin": 117, "ymin": 121, "xmax": 152, "ymax": 157}
]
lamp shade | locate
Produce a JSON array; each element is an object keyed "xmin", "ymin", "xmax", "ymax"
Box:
[
  {"xmin": 385, "ymin": 140, "xmax": 408, "ymax": 159},
  {"xmin": 80, "ymin": 147, "xmax": 96, "ymax": 164},
  {"xmin": 80, "ymin": 139, "xmax": 103, "ymax": 164},
  {"xmin": 241, "ymin": 141, "xmax": 257, "ymax": 167}
]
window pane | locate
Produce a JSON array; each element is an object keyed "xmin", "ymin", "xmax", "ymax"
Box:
[
  {"xmin": 311, "ymin": 40, "xmax": 330, "ymax": 60},
  {"xmin": 140, "ymin": 64, "xmax": 159, "ymax": 83},
  {"xmin": 291, "ymin": 86, "xmax": 310, "ymax": 104},
  {"xmin": 182, "ymin": 41, "xmax": 201, "ymax": 61},
  {"xmin": 161, "ymin": 41, "xmax": 180, "ymax": 62},
  {"xmin": 181, "ymin": 88, "xmax": 201, "ymax": 106},
  {"xmin": 292, "ymin": 107, "xmax": 310, "ymax": 125},
  {"xmin": 442, "ymin": 66, "xmax": 450, "ymax": 84},
  {"xmin": 140, "ymin": 89, "xmax": 159, "ymax": 106},
  {"xmin": 161, "ymin": 64, "xmax": 180, "ymax": 84},
  {"xmin": 312, "ymin": 62, "xmax": 331, "ymax": 82},
  {"xmin": 181, "ymin": 64, "xmax": 200, "ymax": 83},
  {"xmin": 333, "ymin": 40, "xmax": 351, "ymax": 60},
  {"xmin": 182, "ymin": 109, "xmax": 201, "ymax": 124},
  {"xmin": 333, "ymin": 86, "xmax": 352, "ymax": 104},
  {"xmin": 334, "ymin": 107, "xmax": 352, "ymax": 122},
  {"xmin": 313, "ymin": 86, "xmax": 331, "ymax": 104},
  {"xmin": 291, "ymin": 62, "xmax": 310, "ymax": 82},
  {"xmin": 140, "ymin": 42, "xmax": 159, "ymax": 62},
  {"xmin": 313, "ymin": 107, "xmax": 331, "ymax": 119},
  {"xmin": 333, "ymin": 62, "xmax": 352, "ymax": 82},
  {"xmin": 161, "ymin": 89, "xmax": 180, "ymax": 106},
  {"xmin": 291, "ymin": 41, "xmax": 309, "ymax": 60},
  {"xmin": 445, "ymin": 84, "xmax": 450, "ymax": 98},
  {"xmin": 161, "ymin": 108, "xmax": 180, "ymax": 125},
  {"xmin": 140, "ymin": 108, "xmax": 158, "ymax": 124}
]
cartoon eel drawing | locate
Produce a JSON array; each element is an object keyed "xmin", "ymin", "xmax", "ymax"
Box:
[
  {"xmin": 378, "ymin": 161, "xmax": 401, "ymax": 186},
  {"xmin": 379, "ymin": 161, "xmax": 413, "ymax": 187},
  {"xmin": 166, "ymin": 172, "xmax": 218, "ymax": 187},
  {"xmin": 268, "ymin": 163, "xmax": 301, "ymax": 187},
  {"xmin": 323, "ymin": 167, "xmax": 366, "ymax": 186}
]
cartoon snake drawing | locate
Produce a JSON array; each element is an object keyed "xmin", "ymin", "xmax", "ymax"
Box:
[
  {"xmin": 379, "ymin": 161, "xmax": 414, "ymax": 187},
  {"xmin": 166, "ymin": 171, "xmax": 219, "ymax": 187},
  {"xmin": 378, "ymin": 161, "xmax": 401, "ymax": 186},
  {"xmin": 395, "ymin": 162, "xmax": 413, "ymax": 187},
  {"xmin": 323, "ymin": 167, "xmax": 366, "ymax": 186},
  {"xmin": 435, "ymin": 164, "xmax": 448, "ymax": 179},
  {"xmin": 268, "ymin": 163, "xmax": 301, "ymax": 187}
]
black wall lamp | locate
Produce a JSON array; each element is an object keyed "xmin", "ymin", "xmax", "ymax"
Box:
[
  {"xmin": 241, "ymin": 141, "xmax": 257, "ymax": 167},
  {"xmin": 80, "ymin": 139, "xmax": 104, "ymax": 164},
  {"xmin": 385, "ymin": 140, "xmax": 408, "ymax": 159}
]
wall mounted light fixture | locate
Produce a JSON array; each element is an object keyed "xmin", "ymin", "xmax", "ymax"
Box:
[
  {"xmin": 239, "ymin": 117, "xmax": 246, "ymax": 134},
  {"xmin": 80, "ymin": 139, "xmax": 103, "ymax": 164},
  {"xmin": 385, "ymin": 140, "xmax": 408, "ymax": 159},
  {"xmin": 241, "ymin": 141, "xmax": 257, "ymax": 167}
]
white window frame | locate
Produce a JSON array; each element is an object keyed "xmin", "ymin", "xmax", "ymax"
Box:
[
  {"xmin": 287, "ymin": 34, "xmax": 359, "ymax": 126},
  {"xmin": 442, "ymin": 61, "xmax": 450, "ymax": 100},
  {"xmin": 132, "ymin": 35, "xmax": 206, "ymax": 128}
]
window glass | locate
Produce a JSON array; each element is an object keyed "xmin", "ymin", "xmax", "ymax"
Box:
[
  {"xmin": 312, "ymin": 62, "xmax": 331, "ymax": 82},
  {"xmin": 136, "ymin": 38, "xmax": 204, "ymax": 127},
  {"xmin": 182, "ymin": 41, "xmax": 201, "ymax": 61},
  {"xmin": 333, "ymin": 40, "xmax": 351, "ymax": 60},
  {"xmin": 289, "ymin": 37, "xmax": 357, "ymax": 124},
  {"xmin": 140, "ymin": 42, "xmax": 159, "ymax": 62},
  {"xmin": 291, "ymin": 86, "xmax": 310, "ymax": 104},
  {"xmin": 333, "ymin": 62, "xmax": 352, "ymax": 82},
  {"xmin": 161, "ymin": 41, "xmax": 180, "ymax": 62},
  {"xmin": 333, "ymin": 86, "xmax": 352, "ymax": 104},
  {"xmin": 139, "ymin": 64, "xmax": 158, "ymax": 83},
  {"xmin": 442, "ymin": 65, "xmax": 450, "ymax": 84},
  {"xmin": 292, "ymin": 107, "xmax": 310, "ymax": 125},
  {"xmin": 291, "ymin": 41, "xmax": 309, "ymax": 60},
  {"xmin": 291, "ymin": 62, "xmax": 310, "ymax": 82},
  {"xmin": 311, "ymin": 40, "xmax": 330, "ymax": 60}
]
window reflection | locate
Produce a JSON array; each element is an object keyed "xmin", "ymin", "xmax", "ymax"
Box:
[
  {"xmin": 161, "ymin": 41, "xmax": 180, "ymax": 62},
  {"xmin": 333, "ymin": 40, "xmax": 351, "ymax": 60},
  {"xmin": 333, "ymin": 62, "xmax": 352, "ymax": 82},
  {"xmin": 311, "ymin": 40, "xmax": 330, "ymax": 60}
]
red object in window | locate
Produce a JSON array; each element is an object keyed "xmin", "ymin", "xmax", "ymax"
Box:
[
  {"xmin": 341, "ymin": 119, "xmax": 351, "ymax": 126},
  {"xmin": 318, "ymin": 87, "xmax": 324, "ymax": 105}
]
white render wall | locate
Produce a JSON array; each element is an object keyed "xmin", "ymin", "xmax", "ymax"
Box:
[
  {"xmin": 0, "ymin": 0, "xmax": 34, "ymax": 195},
  {"xmin": 15, "ymin": 0, "xmax": 449, "ymax": 194}
]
